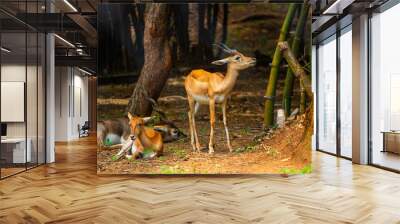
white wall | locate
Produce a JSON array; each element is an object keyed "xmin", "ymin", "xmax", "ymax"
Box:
[{"xmin": 54, "ymin": 67, "xmax": 89, "ymax": 141}]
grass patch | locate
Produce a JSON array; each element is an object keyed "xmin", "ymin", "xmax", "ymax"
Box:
[
  {"xmin": 98, "ymin": 104, "xmax": 126, "ymax": 120},
  {"xmin": 168, "ymin": 147, "xmax": 187, "ymax": 159},
  {"xmin": 234, "ymin": 142, "xmax": 258, "ymax": 153},
  {"xmin": 98, "ymin": 84, "xmax": 134, "ymax": 99},
  {"xmin": 111, "ymin": 155, "xmax": 119, "ymax": 161},
  {"xmin": 279, "ymin": 164, "xmax": 312, "ymax": 175},
  {"xmin": 142, "ymin": 148, "xmax": 155, "ymax": 159},
  {"xmin": 200, "ymin": 127, "xmax": 208, "ymax": 135},
  {"xmin": 157, "ymin": 156, "xmax": 167, "ymax": 161},
  {"xmin": 159, "ymin": 165, "xmax": 185, "ymax": 174},
  {"xmin": 240, "ymin": 127, "xmax": 252, "ymax": 135},
  {"xmin": 264, "ymin": 146, "xmax": 278, "ymax": 158}
]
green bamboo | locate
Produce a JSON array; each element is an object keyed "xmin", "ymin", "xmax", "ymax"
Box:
[
  {"xmin": 283, "ymin": 1, "xmax": 310, "ymax": 117},
  {"xmin": 263, "ymin": 4, "xmax": 298, "ymax": 128}
]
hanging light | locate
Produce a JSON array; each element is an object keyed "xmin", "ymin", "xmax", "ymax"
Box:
[
  {"xmin": 54, "ymin": 34, "xmax": 75, "ymax": 48},
  {"xmin": 1, "ymin": 47, "xmax": 11, "ymax": 53},
  {"xmin": 63, "ymin": 0, "xmax": 78, "ymax": 12}
]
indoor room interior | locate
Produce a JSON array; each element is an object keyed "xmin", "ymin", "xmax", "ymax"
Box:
[{"xmin": 0, "ymin": 0, "xmax": 400, "ymax": 223}]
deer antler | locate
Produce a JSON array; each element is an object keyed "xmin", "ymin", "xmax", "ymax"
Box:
[{"xmin": 213, "ymin": 43, "xmax": 237, "ymax": 54}]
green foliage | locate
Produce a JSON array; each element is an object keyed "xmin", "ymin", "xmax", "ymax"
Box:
[
  {"xmin": 159, "ymin": 165, "xmax": 185, "ymax": 174},
  {"xmin": 279, "ymin": 164, "xmax": 312, "ymax": 175}
]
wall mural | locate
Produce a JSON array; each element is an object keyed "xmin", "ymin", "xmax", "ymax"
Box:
[{"xmin": 97, "ymin": 2, "xmax": 312, "ymax": 174}]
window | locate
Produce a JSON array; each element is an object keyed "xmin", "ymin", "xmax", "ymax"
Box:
[
  {"xmin": 339, "ymin": 26, "xmax": 352, "ymax": 158},
  {"xmin": 0, "ymin": 1, "xmax": 47, "ymax": 179},
  {"xmin": 370, "ymin": 3, "xmax": 400, "ymax": 171},
  {"xmin": 317, "ymin": 35, "xmax": 337, "ymax": 154}
]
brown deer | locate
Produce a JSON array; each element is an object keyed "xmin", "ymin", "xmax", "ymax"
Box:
[
  {"xmin": 114, "ymin": 113, "xmax": 164, "ymax": 160},
  {"xmin": 98, "ymin": 98, "xmax": 184, "ymax": 149},
  {"xmin": 184, "ymin": 43, "xmax": 256, "ymax": 154}
]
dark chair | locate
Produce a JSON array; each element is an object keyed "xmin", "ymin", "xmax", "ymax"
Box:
[{"xmin": 79, "ymin": 121, "xmax": 90, "ymax": 138}]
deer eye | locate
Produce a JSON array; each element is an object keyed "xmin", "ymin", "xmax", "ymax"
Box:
[{"xmin": 234, "ymin": 56, "xmax": 241, "ymax": 61}]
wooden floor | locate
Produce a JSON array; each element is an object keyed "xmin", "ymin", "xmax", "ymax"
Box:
[{"xmin": 1, "ymin": 136, "xmax": 400, "ymax": 224}]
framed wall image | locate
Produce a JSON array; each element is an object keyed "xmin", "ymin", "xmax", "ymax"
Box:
[
  {"xmin": 97, "ymin": 3, "xmax": 312, "ymax": 175},
  {"xmin": 1, "ymin": 82, "xmax": 25, "ymax": 122}
]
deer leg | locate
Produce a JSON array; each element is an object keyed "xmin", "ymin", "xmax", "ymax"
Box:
[
  {"xmin": 208, "ymin": 98, "xmax": 216, "ymax": 154},
  {"xmin": 188, "ymin": 97, "xmax": 201, "ymax": 151},
  {"xmin": 187, "ymin": 97, "xmax": 196, "ymax": 151},
  {"xmin": 192, "ymin": 102, "xmax": 201, "ymax": 151},
  {"xmin": 222, "ymin": 100, "xmax": 233, "ymax": 152}
]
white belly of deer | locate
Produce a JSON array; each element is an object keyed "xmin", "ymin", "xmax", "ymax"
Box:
[{"xmin": 193, "ymin": 94, "xmax": 225, "ymax": 104}]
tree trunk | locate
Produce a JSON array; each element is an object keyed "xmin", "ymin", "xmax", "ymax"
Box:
[
  {"xmin": 210, "ymin": 4, "xmax": 219, "ymax": 46},
  {"xmin": 263, "ymin": 4, "xmax": 298, "ymax": 128},
  {"xmin": 199, "ymin": 4, "xmax": 213, "ymax": 60},
  {"xmin": 214, "ymin": 4, "xmax": 228, "ymax": 57},
  {"xmin": 282, "ymin": 1, "xmax": 310, "ymax": 117},
  {"xmin": 129, "ymin": 4, "xmax": 145, "ymax": 70},
  {"xmin": 188, "ymin": 3, "xmax": 201, "ymax": 64},
  {"xmin": 127, "ymin": 4, "xmax": 172, "ymax": 116},
  {"xmin": 172, "ymin": 5, "xmax": 189, "ymax": 62}
]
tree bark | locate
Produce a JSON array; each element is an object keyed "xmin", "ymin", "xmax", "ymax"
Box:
[
  {"xmin": 188, "ymin": 3, "xmax": 201, "ymax": 63},
  {"xmin": 278, "ymin": 41, "xmax": 312, "ymax": 99},
  {"xmin": 215, "ymin": 4, "xmax": 229, "ymax": 57},
  {"xmin": 172, "ymin": 5, "xmax": 189, "ymax": 62},
  {"xmin": 263, "ymin": 4, "xmax": 298, "ymax": 128},
  {"xmin": 129, "ymin": 4, "xmax": 145, "ymax": 70},
  {"xmin": 282, "ymin": 1, "xmax": 310, "ymax": 117},
  {"xmin": 127, "ymin": 4, "xmax": 172, "ymax": 116}
]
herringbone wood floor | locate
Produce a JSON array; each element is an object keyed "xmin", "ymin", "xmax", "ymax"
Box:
[{"xmin": 1, "ymin": 136, "xmax": 400, "ymax": 224}]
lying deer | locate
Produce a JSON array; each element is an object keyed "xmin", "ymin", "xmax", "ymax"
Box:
[
  {"xmin": 184, "ymin": 43, "xmax": 256, "ymax": 154},
  {"xmin": 98, "ymin": 99, "xmax": 183, "ymax": 149},
  {"xmin": 114, "ymin": 113, "xmax": 164, "ymax": 160}
]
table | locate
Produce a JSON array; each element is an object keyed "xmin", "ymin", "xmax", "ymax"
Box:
[
  {"xmin": 1, "ymin": 138, "xmax": 32, "ymax": 164},
  {"xmin": 381, "ymin": 131, "xmax": 400, "ymax": 155}
]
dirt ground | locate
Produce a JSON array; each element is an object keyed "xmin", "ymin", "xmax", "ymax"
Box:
[{"xmin": 97, "ymin": 67, "xmax": 312, "ymax": 174}]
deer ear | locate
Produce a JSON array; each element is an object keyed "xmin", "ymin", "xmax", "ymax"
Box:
[
  {"xmin": 153, "ymin": 125, "xmax": 169, "ymax": 133},
  {"xmin": 127, "ymin": 112, "xmax": 133, "ymax": 120},
  {"xmin": 211, "ymin": 58, "xmax": 229, "ymax": 65}
]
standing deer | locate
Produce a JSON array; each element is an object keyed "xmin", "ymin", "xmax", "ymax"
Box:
[{"xmin": 184, "ymin": 43, "xmax": 256, "ymax": 154}]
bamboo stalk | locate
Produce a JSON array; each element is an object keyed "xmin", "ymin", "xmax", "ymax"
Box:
[
  {"xmin": 283, "ymin": 1, "xmax": 310, "ymax": 117},
  {"xmin": 263, "ymin": 4, "xmax": 298, "ymax": 128}
]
